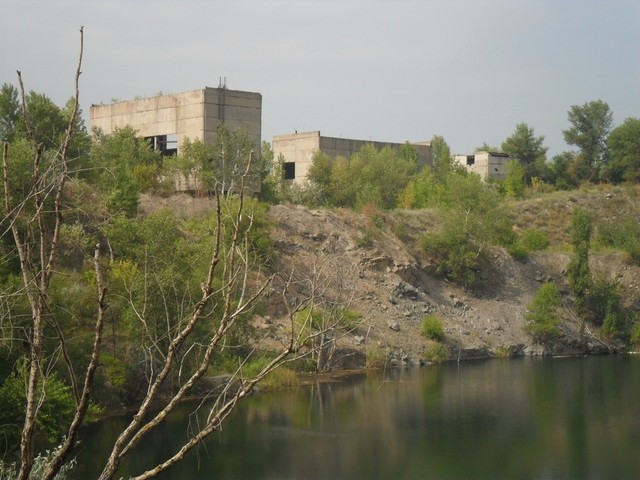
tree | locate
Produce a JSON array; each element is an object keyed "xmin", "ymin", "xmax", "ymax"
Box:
[
  {"xmin": 606, "ymin": 117, "xmax": 640, "ymax": 183},
  {"xmin": 0, "ymin": 83, "xmax": 20, "ymax": 142},
  {"xmin": 90, "ymin": 126, "xmax": 162, "ymax": 216},
  {"xmin": 501, "ymin": 122, "xmax": 547, "ymax": 182},
  {"xmin": 562, "ymin": 100, "xmax": 613, "ymax": 181},
  {"xmin": 430, "ymin": 134, "xmax": 454, "ymax": 181},
  {"xmin": 475, "ymin": 142, "xmax": 499, "ymax": 152},
  {"xmin": 306, "ymin": 150, "xmax": 334, "ymax": 204},
  {"xmin": 504, "ymin": 159, "xmax": 526, "ymax": 198},
  {"xmin": 419, "ymin": 170, "xmax": 515, "ymax": 285},
  {"xmin": 525, "ymin": 282, "xmax": 562, "ymax": 342},
  {"xmin": 1, "ymin": 29, "xmax": 326, "ymax": 480},
  {"xmin": 568, "ymin": 207, "xmax": 592, "ymax": 315}
]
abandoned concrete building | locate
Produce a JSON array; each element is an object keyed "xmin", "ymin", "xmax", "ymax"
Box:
[
  {"xmin": 272, "ymin": 131, "xmax": 433, "ymax": 184},
  {"xmin": 453, "ymin": 151, "xmax": 510, "ymax": 181},
  {"xmin": 89, "ymin": 86, "xmax": 262, "ymax": 157}
]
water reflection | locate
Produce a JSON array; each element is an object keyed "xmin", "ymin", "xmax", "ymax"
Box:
[{"xmin": 74, "ymin": 356, "xmax": 640, "ymax": 479}]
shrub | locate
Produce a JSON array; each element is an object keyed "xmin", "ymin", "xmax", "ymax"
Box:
[
  {"xmin": 365, "ymin": 347, "xmax": 388, "ymax": 369},
  {"xmin": 507, "ymin": 242, "xmax": 529, "ymax": 262},
  {"xmin": 630, "ymin": 315, "xmax": 640, "ymax": 346},
  {"xmin": 423, "ymin": 341, "xmax": 450, "ymax": 364},
  {"xmin": 524, "ymin": 282, "xmax": 562, "ymax": 342},
  {"xmin": 520, "ymin": 229, "xmax": 550, "ymax": 251},
  {"xmin": 421, "ymin": 315, "xmax": 445, "ymax": 341}
]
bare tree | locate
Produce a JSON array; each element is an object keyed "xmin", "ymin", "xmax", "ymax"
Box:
[{"xmin": 1, "ymin": 29, "xmax": 353, "ymax": 480}]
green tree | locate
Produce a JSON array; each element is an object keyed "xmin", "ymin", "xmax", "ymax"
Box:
[
  {"xmin": 475, "ymin": 142, "xmax": 499, "ymax": 152},
  {"xmin": 420, "ymin": 170, "xmax": 515, "ymax": 285},
  {"xmin": 563, "ymin": 100, "xmax": 613, "ymax": 181},
  {"xmin": 606, "ymin": 117, "xmax": 640, "ymax": 183},
  {"xmin": 525, "ymin": 282, "xmax": 562, "ymax": 342},
  {"xmin": 430, "ymin": 134, "xmax": 454, "ymax": 181},
  {"xmin": 90, "ymin": 126, "xmax": 162, "ymax": 216},
  {"xmin": 501, "ymin": 122, "xmax": 548, "ymax": 182},
  {"xmin": 548, "ymin": 151, "xmax": 578, "ymax": 190},
  {"xmin": 306, "ymin": 150, "xmax": 334, "ymax": 204},
  {"xmin": 210, "ymin": 123, "xmax": 258, "ymax": 193},
  {"xmin": 568, "ymin": 207, "xmax": 592, "ymax": 314},
  {"xmin": 504, "ymin": 159, "xmax": 526, "ymax": 198},
  {"xmin": 0, "ymin": 83, "xmax": 20, "ymax": 142}
]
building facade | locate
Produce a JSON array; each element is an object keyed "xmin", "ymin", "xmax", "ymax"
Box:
[
  {"xmin": 453, "ymin": 151, "xmax": 510, "ymax": 181},
  {"xmin": 272, "ymin": 131, "xmax": 432, "ymax": 184},
  {"xmin": 90, "ymin": 86, "xmax": 262, "ymax": 156}
]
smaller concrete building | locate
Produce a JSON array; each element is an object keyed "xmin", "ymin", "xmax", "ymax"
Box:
[
  {"xmin": 272, "ymin": 131, "xmax": 432, "ymax": 184},
  {"xmin": 453, "ymin": 151, "xmax": 510, "ymax": 181}
]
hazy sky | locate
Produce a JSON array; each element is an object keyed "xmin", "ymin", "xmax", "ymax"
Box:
[{"xmin": 1, "ymin": 0, "xmax": 638, "ymax": 157}]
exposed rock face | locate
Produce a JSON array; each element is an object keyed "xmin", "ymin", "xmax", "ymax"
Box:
[{"xmin": 264, "ymin": 204, "xmax": 639, "ymax": 369}]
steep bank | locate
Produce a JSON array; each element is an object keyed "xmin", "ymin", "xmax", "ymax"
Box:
[{"xmin": 263, "ymin": 203, "xmax": 639, "ymax": 366}]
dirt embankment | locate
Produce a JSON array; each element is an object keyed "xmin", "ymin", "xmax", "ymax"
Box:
[{"xmin": 262, "ymin": 204, "xmax": 640, "ymax": 367}]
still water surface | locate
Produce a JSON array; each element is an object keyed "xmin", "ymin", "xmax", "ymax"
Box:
[{"xmin": 74, "ymin": 356, "xmax": 640, "ymax": 479}]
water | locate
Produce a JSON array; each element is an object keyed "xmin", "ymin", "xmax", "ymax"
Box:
[{"xmin": 73, "ymin": 356, "xmax": 640, "ymax": 479}]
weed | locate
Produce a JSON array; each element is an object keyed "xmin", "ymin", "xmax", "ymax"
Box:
[{"xmin": 421, "ymin": 315, "xmax": 445, "ymax": 341}]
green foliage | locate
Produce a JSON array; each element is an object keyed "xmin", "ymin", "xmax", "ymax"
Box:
[
  {"xmin": 418, "ymin": 170, "xmax": 515, "ymax": 285},
  {"xmin": 421, "ymin": 315, "xmax": 445, "ymax": 341},
  {"xmin": 0, "ymin": 443, "xmax": 77, "ymax": 480},
  {"xmin": 166, "ymin": 125, "xmax": 257, "ymax": 194},
  {"xmin": 501, "ymin": 122, "xmax": 548, "ymax": 182},
  {"xmin": 509, "ymin": 228, "xmax": 551, "ymax": 261},
  {"xmin": 630, "ymin": 315, "xmax": 640, "ymax": 345},
  {"xmin": 507, "ymin": 242, "xmax": 530, "ymax": 262},
  {"xmin": 90, "ymin": 126, "xmax": 162, "ymax": 216},
  {"xmin": 430, "ymin": 134, "xmax": 454, "ymax": 181},
  {"xmin": 305, "ymin": 144, "xmax": 418, "ymax": 210},
  {"xmin": 365, "ymin": 347, "xmax": 388, "ymax": 369},
  {"xmin": 0, "ymin": 82, "xmax": 19, "ymax": 142},
  {"xmin": 597, "ymin": 217, "xmax": 640, "ymax": 265},
  {"xmin": 520, "ymin": 229, "xmax": 551, "ymax": 251},
  {"xmin": 423, "ymin": 341, "xmax": 450, "ymax": 364},
  {"xmin": 504, "ymin": 159, "xmax": 526, "ymax": 198},
  {"xmin": 568, "ymin": 207, "xmax": 592, "ymax": 314},
  {"xmin": 562, "ymin": 100, "xmax": 613, "ymax": 181},
  {"xmin": 524, "ymin": 282, "xmax": 562, "ymax": 342},
  {"xmin": 606, "ymin": 117, "xmax": 640, "ymax": 182},
  {"xmin": 0, "ymin": 363, "xmax": 101, "ymax": 451}
]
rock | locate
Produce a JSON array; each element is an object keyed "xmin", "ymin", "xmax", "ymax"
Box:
[
  {"xmin": 354, "ymin": 335, "xmax": 365, "ymax": 345},
  {"xmin": 388, "ymin": 321, "xmax": 400, "ymax": 332},
  {"xmin": 393, "ymin": 281, "xmax": 420, "ymax": 300}
]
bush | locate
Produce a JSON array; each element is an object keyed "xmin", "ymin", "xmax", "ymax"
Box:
[
  {"xmin": 520, "ymin": 229, "xmax": 550, "ymax": 251},
  {"xmin": 630, "ymin": 315, "xmax": 640, "ymax": 346},
  {"xmin": 365, "ymin": 347, "xmax": 388, "ymax": 369},
  {"xmin": 524, "ymin": 282, "xmax": 562, "ymax": 342},
  {"xmin": 507, "ymin": 242, "xmax": 529, "ymax": 262},
  {"xmin": 421, "ymin": 315, "xmax": 445, "ymax": 341},
  {"xmin": 421, "ymin": 230, "xmax": 481, "ymax": 286},
  {"xmin": 423, "ymin": 341, "xmax": 450, "ymax": 364}
]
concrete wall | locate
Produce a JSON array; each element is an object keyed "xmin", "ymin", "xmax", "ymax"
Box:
[
  {"xmin": 90, "ymin": 87, "xmax": 262, "ymax": 154},
  {"xmin": 453, "ymin": 151, "xmax": 510, "ymax": 180},
  {"xmin": 272, "ymin": 131, "xmax": 432, "ymax": 184}
]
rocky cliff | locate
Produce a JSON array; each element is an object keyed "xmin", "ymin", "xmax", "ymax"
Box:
[{"xmin": 262, "ymin": 204, "xmax": 639, "ymax": 368}]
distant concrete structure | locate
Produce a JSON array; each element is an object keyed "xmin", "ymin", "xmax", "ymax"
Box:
[
  {"xmin": 453, "ymin": 151, "xmax": 510, "ymax": 181},
  {"xmin": 90, "ymin": 85, "xmax": 262, "ymax": 156},
  {"xmin": 272, "ymin": 131, "xmax": 432, "ymax": 184}
]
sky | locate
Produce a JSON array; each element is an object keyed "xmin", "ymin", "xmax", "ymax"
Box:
[{"xmin": 1, "ymin": 0, "xmax": 638, "ymax": 158}]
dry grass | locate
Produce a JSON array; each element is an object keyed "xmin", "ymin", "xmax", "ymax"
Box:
[{"xmin": 509, "ymin": 184, "xmax": 640, "ymax": 250}]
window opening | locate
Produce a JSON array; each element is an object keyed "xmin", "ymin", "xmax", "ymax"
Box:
[{"xmin": 283, "ymin": 162, "xmax": 296, "ymax": 180}]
